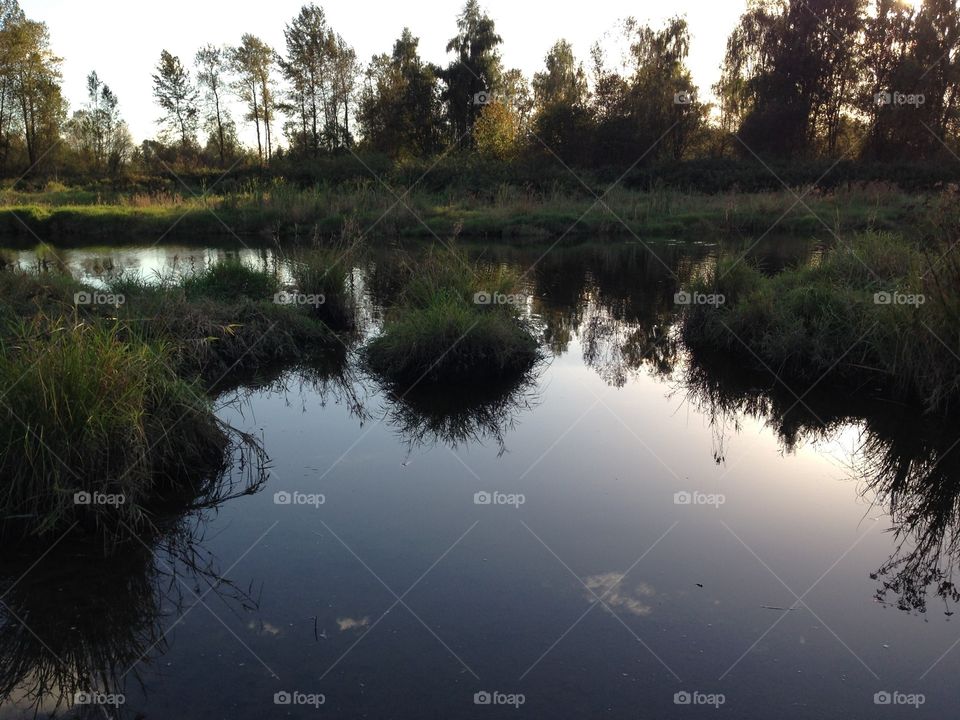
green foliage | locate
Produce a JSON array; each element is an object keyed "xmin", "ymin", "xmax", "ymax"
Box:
[
  {"xmin": 152, "ymin": 50, "xmax": 200, "ymax": 148},
  {"xmin": 357, "ymin": 28, "xmax": 445, "ymax": 159}
]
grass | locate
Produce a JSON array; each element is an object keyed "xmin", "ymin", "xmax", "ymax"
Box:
[
  {"xmin": 179, "ymin": 257, "xmax": 280, "ymax": 301},
  {"xmin": 0, "ymin": 255, "xmax": 357, "ymax": 540},
  {"xmin": 0, "ymin": 318, "xmax": 228, "ymax": 538},
  {"xmin": 680, "ymin": 228, "xmax": 960, "ymax": 414},
  {"xmin": 363, "ymin": 248, "xmax": 541, "ymax": 386},
  {"xmin": 0, "ymin": 181, "xmax": 936, "ymax": 247}
]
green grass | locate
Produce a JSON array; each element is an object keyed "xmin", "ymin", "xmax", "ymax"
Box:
[
  {"xmin": 0, "ymin": 318, "xmax": 229, "ymax": 538},
  {"xmin": 0, "ymin": 258, "xmax": 359, "ymax": 540},
  {"xmin": 363, "ymin": 248, "xmax": 541, "ymax": 386},
  {"xmin": 289, "ymin": 247, "xmax": 358, "ymax": 331},
  {"xmin": 680, "ymin": 231, "xmax": 960, "ymax": 414},
  {"xmin": 0, "ymin": 182, "xmax": 934, "ymax": 247},
  {"xmin": 179, "ymin": 258, "xmax": 280, "ymax": 301}
]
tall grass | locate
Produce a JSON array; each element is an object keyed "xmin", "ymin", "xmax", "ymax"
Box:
[
  {"xmin": 0, "ymin": 182, "xmax": 935, "ymax": 246},
  {"xmin": 0, "ymin": 317, "xmax": 228, "ymax": 537},
  {"xmin": 681, "ymin": 230, "xmax": 960, "ymax": 414},
  {"xmin": 364, "ymin": 247, "xmax": 541, "ymax": 386}
]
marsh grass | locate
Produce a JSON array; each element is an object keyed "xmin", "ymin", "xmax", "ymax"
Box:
[
  {"xmin": 289, "ymin": 246, "xmax": 358, "ymax": 331},
  {"xmin": 681, "ymin": 230, "xmax": 960, "ymax": 414},
  {"xmin": 0, "ymin": 257, "xmax": 358, "ymax": 540},
  {"xmin": 179, "ymin": 257, "xmax": 280, "ymax": 301},
  {"xmin": 0, "ymin": 317, "xmax": 229, "ymax": 537},
  {"xmin": 0, "ymin": 183, "xmax": 933, "ymax": 246},
  {"xmin": 364, "ymin": 247, "xmax": 541, "ymax": 386}
]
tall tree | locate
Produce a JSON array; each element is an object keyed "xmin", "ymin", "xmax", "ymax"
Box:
[
  {"xmin": 589, "ymin": 17, "xmax": 705, "ymax": 164},
  {"xmin": 357, "ymin": 28, "xmax": 444, "ymax": 158},
  {"xmin": 718, "ymin": 0, "xmax": 865, "ymax": 159},
  {"xmin": 440, "ymin": 0, "xmax": 503, "ymax": 143},
  {"xmin": 533, "ymin": 40, "xmax": 587, "ymax": 110},
  {"xmin": 153, "ymin": 50, "xmax": 199, "ymax": 149},
  {"xmin": 280, "ymin": 4, "xmax": 331, "ymax": 156},
  {"xmin": 7, "ymin": 16, "xmax": 63, "ymax": 169},
  {"xmin": 230, "ymin": 34, "xmax": 275, "ymax": 164},
  {"xmin": 67, "ymin": 71, "xmax": 131, "ymax": 175},
  {"xmin": 0, "ymin": 0, "xmax": 25, "ymax": 171},
  {"xmin": 195, "ymin": 44, "xmax": 235, "ymax": 166},
  {"xmin": 531, "ymin": 40, "xmax": 590, "ymax": 160}
]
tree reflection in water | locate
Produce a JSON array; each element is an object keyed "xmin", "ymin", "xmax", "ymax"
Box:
[{"xmin": 680, "ymin": 349, "xmax": 960, "ymax": 616}]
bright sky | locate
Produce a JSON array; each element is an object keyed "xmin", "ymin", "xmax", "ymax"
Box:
[{"xmin": 29, "ymin": 0, "xmax": 753, "ymax": 145}]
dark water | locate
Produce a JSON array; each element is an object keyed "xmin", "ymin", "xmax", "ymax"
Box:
[{"xmin": 2, "ymin": 238, "xmax": 959, "ymax": 719}]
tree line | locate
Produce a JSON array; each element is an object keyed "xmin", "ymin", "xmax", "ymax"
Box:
[{"xmin": 0, "ymin": 0, "xmax": 957, "ymax": 181}]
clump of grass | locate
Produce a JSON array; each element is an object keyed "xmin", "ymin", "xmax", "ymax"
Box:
[
  {"xmin": 180, "ymin": 258, "xmax": 279, "ymax": 302},
  {"xmin": 681, "ymin": 231, "xmax": 960, "ymax": 414},
  {"xmin": 106, "ymin": 271, "xmax": 340, "ymax": 386},
  {"xmin": 289, "ymin": 247, "xmax": 357, "ymax": 331},
  {"xmin": 0, "ymin": 317, "xmax": 229, "ymax": 537},
  {"xmin": 364, "ymin": 247, "xmax": 540, "ymax": 386}
]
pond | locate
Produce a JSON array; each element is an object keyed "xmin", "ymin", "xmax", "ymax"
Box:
[{"xmin": 1, "ymin": 237, "xmax": 957, "ymax": 718}]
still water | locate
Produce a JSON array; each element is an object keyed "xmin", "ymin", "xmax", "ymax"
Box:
[{"xmin": 1, "ymin": 238, "xmax": 957, "ymax": 718}]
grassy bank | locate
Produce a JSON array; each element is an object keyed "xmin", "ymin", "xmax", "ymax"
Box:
[
  {"xmin": 0, "ymin": 254, "xmax": 355, "ymax": 540},
  {"xmin": 680, "ymin": 230, "xmax": 960, "ymax": 414},
  {"xmin": 0, "ymin": 182, "xmax": 937, "ymax": 246}
]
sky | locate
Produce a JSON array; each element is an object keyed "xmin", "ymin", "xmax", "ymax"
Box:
[{"xmin": 29, "ymin": 0, "xmax": 756, "ymax": 145}]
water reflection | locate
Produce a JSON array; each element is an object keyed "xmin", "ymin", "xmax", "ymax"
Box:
[
  {"xmin": 380, "ymin": 371, "xmax": 542, "ymax": 456},
  {"xmin": 0, "ymin": 441, "xmax": 268, "ymax": 717},
  {"xmin": 680, "ymin": 350, "xmax": 960, "ymax": 616}
]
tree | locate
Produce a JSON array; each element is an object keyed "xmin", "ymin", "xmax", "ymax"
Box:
[
  {"xmin": 195, "ymin": 44, "xmax": 235, "ymax": 166},
  {"xmin": 533, "ymin": 40, "xmax": 587, "ymax": 110},
  {"xmin": 531, "ymin": 40, "xmax": 590, "ymax": 161},
  {"xmin": 357, "ymin": 28, "xmax": 444, "ymax": 158},
  {"xmin": 440, "ymin": 0, "xmax": 503, "ymax": 143},
  {"xmin": 0, "ymin": 0, "xmax": 25, "ymax": 171},
  {"xmin": 718, "ymin": 0, "xmax": 865, "ymax": 159},
  {"xmin": 7, "ymin": 16, "xmax": 63, "ymax": 169},
  {"xmin": 588, "ymin": 17, "xmax": 705, "ymax": 165},
  {"xmin": 473, "ymin": 99, "xmax": 520, "ymax": 160},
  {"xmin": 279, "ymin": 4, "xmax": 359, "ymax": 155},
  {"xmin": 153, "ymin": 50, "xmax": 199, "ymax": 150},
  {"xmin": 230, "ymin": 34, "xmax": 275, "ymax": 164},
  {"xmin": 66, "ymin": 71, "xmax": 131, "ymax": 175}
]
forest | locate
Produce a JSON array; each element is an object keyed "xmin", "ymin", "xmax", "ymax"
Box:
[{"xmin": 0, "ymin": 0, "xmax": 955, "ymax": 190}]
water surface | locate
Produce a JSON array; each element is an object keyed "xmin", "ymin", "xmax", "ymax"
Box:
[{"xmin": 1, "ymin": 237, "xmax": 957, "ymax": 719}]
